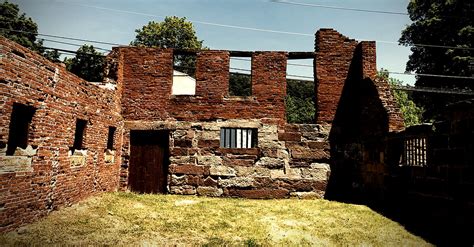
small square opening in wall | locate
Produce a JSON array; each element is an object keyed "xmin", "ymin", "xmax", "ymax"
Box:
[
  {"xmin": 172, "ymin": 52, "xmax": 196, "ymax": 95},
  {"xmin": 229, "ymin": 56, "xmax": 252, "ymax": 96},
  {"xmin": 6, "ymin": 103, "xmax": 36, "ymax": 155},
  {"xmin": 220, "ymin": 128, "xmax": 257, "ymax": 148},
  {"xmin": 106, "ymin": 126, "xmax": 116, "ymax": 150},
  {"xmin": 72, "ymin": 119, "xmax": 87, "ymax": 151}
]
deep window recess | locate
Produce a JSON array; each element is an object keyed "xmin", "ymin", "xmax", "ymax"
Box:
[
  {"xmin": 220, "ymin": 128, "xmax": 257, "ymax": 148},
  {"xmin": 229, "ymin": 56, "xmax": 252, "ymax": 96},
  {"xmin": 72, "ymin": 119, "xmax": 87, "ymax": 150},
  {"xmin": 172, "ymin": 52, "xmax": 197, "ymax": 95},
  {"xmin": 286, "ymin": 58, "xmax": 315, "ymax": 124},
  {"xmin": 6, "ymin": 103, "xmax": 36, "ymax": 155},
  {"xmin": 106, "ymin": 126, "xmax": 116, "ymax": 150}
]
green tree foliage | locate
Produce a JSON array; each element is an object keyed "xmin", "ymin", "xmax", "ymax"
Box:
[
  {"xmin": 0, "ymin": 1, "xmax": 62, "ymax": 63},
  {"xmin": 399, "ymin": 0, "xmax": 473, "ymax": 120},
  {"xmin": 131, "ymin": 16, "xmax": 204, "ymax": 77},
  {"xmin": 0, "ymin": 1, "xmax": 41, "ymax": 51},
  {"xmin": 229, "ymin": 73, "xmax": 252, "ymax": 96},
  {"xmin": 286, "ymin": 79, "xmax": 315, "ymax": 123},
  {"xmin": 43, "ymin": 49, "xmax": 60, "ymax": 62},
  {"xmin": 64, "ymin": 45, "xmax": 105, "ymax": 82},
  {"xmin": 379, "ymin": 70, "xmax": 424, "ymax": 127}
]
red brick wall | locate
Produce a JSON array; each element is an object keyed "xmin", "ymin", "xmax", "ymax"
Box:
[
  {"xmin": 117, "ymin": 48, "xmax": 288, "ymax": 125},
  {"xmin": 0, "ymin": 37, "xmax": 123, "ymax": 232},
  {"xmin": 314, "ymin": 29, "xmax": 358, "ymax": 124}
]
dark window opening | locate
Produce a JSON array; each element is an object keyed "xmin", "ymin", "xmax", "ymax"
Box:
[
  {"xmin": 229, "ymin": 56, "xmax": 252, "ymax": 96},
  {"xmin": 220, "ymin": 128, "xmax": 257, "ymax": 148},
  {"xmin": 6, "ymin": 103, "xmax": 36, "ymax": 155},
  {"xmin": 107, "ymin": 126, "xmax": 116, "ymax": 150},
  {"xmin": 286, "ymin": 59, "xmax": 315, "ymax": 123},
  {"xmin": 72, "ymin": 119, "xmax": 87, "ymax": 150}
]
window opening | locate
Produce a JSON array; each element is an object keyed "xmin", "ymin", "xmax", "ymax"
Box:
[
  {"xmin": 286, "ymin": 58, "xmax": 315, "ymax": 123},
  {"xmin": 220, "ymin": 128, "xmax": 257, "ymax": 148},
  {"xmin": 6, "ymin": 103, "xmax": 36, "ymax": 155},
  {"xmin": 107, "ymin": 126, "xmax": 116, "ymax": 150},
  {"xmin": 72, "ymin": 119, "xmax": 87, "ymax": 150},
  {"xmin": 172, "ymin": 52, "xmax": 196, "ymax": 95},
  {"xmin": 229, "ymin": 56, "xmax": 252, "ymax": 96},
  {"xmin": 401, "ymin": 137, "xmax": 427, "ymax": 167}
]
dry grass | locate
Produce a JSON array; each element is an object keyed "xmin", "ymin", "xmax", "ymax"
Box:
[{"xmin": 1, "ymin": 192, "xmax": 430, "ymax": 246}]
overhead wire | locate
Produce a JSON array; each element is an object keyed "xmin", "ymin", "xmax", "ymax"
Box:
[
  {"xmin": 52, "ymin": 2, "xmax": 474, "ymax": 51},
  {"xmin": 270, "ymin": 0, "xmax": 409, "ymax": 16},
  {"xmin": 13, "ymin": 45, "xmax": 472, "ymax": 95},
  {"xmin": 230, "ymin": 57, "xmax": 474, "ymax": 80},
  {"xmin": 37, "ymin": 45, "xmax": 473, "ymax": 80}
]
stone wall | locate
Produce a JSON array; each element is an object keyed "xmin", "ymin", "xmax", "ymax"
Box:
[
  {"xmin": 119, "ymin": 120, "xmax": 331, "ymax": 199},
  {"xmin": 0, "ymin": 37, "xmax": 123, "ymax": 232}
]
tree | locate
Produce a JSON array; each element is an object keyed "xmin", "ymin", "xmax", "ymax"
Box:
[
  {"xmin": 43, "ymin": 49, "xmax": 60, "ymax": 63},
  {"xmin": 131, "ymin": 16, "xmax": 204, "ymax": 77},
  {"xmin": 229, "ymin": 73, "xmax": 252, "ymax": 96},
  {"xmin": 379, "ymin": 70, "xmax": 424, "ymax": 127},
  {"xmin": 286, "ymin": 79, "xmax": 315, "ymax": 123},
  {"xmin": 399, "ymin": 0, "xmax": 473, "ymax": 120},
  {"xmin": 0, "ymin": 1, "xmax": 41, "ymax": 51},
  {"xmin": 64, "ymin": 45, "xmax": 105, "ymax": 82}
]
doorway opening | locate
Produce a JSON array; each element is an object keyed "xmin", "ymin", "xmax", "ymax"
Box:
[{"xmin": 129, "ymin": 130, "xmax": 170, "ymax": 193}]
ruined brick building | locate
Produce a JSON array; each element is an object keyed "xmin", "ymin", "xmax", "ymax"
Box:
[{"xmin": 1, "ymin": 28, "xmax": 407, "ymax": 232}]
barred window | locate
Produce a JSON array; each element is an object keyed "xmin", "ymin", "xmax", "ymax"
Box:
[
  {"xmin": 402, "ymin": 137, "xmax": 427, "ymax": 167},
  {"xmin": 220, "ymin": 128, "xmax": 257, "ymax": 148}
]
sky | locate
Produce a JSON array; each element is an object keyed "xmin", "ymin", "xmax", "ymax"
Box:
[{"xmin": 11, "ymin": 0, "xmax": 416, "ymax": 84}]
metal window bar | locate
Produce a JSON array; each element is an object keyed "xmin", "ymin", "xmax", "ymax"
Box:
[{"xmin": 220, "ymin": 128, "xmax": 256, "ymax": 148}]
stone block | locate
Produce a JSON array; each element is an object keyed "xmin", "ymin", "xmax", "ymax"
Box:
[
  {"xmin": 170, "ymin": 185, "xmax": 196, "ymax": 195},
  {"xmin": 0, "ymin": 156, "xmax": 33, "ymax": 174},
  {"xmin": 209, "ymin": 165, "xmax": 236, "ymax": 177},
  {"xmin": 218, "ymin": 177, "xmax": 255, "ymax": 188},
  {"xmin": 278, "ymin": 132, "xmax": 301, "ymax": 141},
  {"xmin": 256, "ymin": 157, "xmax": 285, "ymax": 169},
  {"xmin": 290, "ymin": 191, "xmax": 323, "ymax": 199},
  {"xmin": 170, "ymin": 164, "xmax": 209, "ymax": 175},
  {"xmin": 197, "ymin": 186, "xmax": 223, "ymax": 197},
  {"xmin": 227, "ymin": 188, "xmax": 289, "ymax": 199},
  {"xmin": 301, "ymin": 163, "xmax": 331, "ymax": 180},
  {"xmin": 197, "ymin": 155, "xmax": 222, "ymax": 166}
]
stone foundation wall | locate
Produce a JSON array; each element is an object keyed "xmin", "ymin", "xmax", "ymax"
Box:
[
  {"xmin": 0, "ymin": 37, "xmax": 123, "ymax": 232},
  {"xmin": 120, "ymin": 121, "xmax": 331, "ymax": 199}
]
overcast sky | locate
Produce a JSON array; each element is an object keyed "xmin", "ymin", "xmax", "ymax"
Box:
[{"xmin": 11, "ymin": 0, "xmax": 416, "ymax": 84}]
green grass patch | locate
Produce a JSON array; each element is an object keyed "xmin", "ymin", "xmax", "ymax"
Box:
[{"xmin": 1, "ymin": 192, "xmax": 431, "ymax": 246}]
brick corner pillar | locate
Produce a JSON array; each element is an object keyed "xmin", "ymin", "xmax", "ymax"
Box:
[
  {"xmin": 314, "ymin": 29, "xmax": 359, "ymax": 125},
  {"xmin": 359, "ymin": 41, "xmax": 377, "ymax": 80},
  {"xmin": 195, "ymin": 50, "xmax": 230, "ymax": 100}
]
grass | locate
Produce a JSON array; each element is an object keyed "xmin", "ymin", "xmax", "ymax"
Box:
[{"xmin": 1, "ymin": 192, "xmax": 430, "ymax": 246}]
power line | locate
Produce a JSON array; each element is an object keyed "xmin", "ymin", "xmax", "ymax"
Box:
[
  {"xmin": 54, "ymin": 2, "xmax": 474, "ymax": 51},
  {"xmin": 271, "ymin": 0, "xmax": 472, "ymax": 20},
  {"xmin": 393, "ymin": 86, "xmax": 474, "ymax": 95},
  {"xmin": 388, "ymin": 71, "xmax": 473, "ymax": 80},
  {"xmin": 31, "ymin": 47, "xmax": 474, "ymax": 95},
  {"xmin": 0, "ymin": 28, "xmax": 122, "ymax": 46},
  {"xmin": 231, "ymin": 57, "xmax": 474, "ymax": 80},
  {"xmin": 42, "ymin": 46, "xmax": 106, "ymax": 57},
  {"xmin": 271, "ymin": 0, "xmax": 408, "ymax": 16},
  {"xmin": 39, "ymin": 38, "xmax": 111, "ymax": 52}
]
